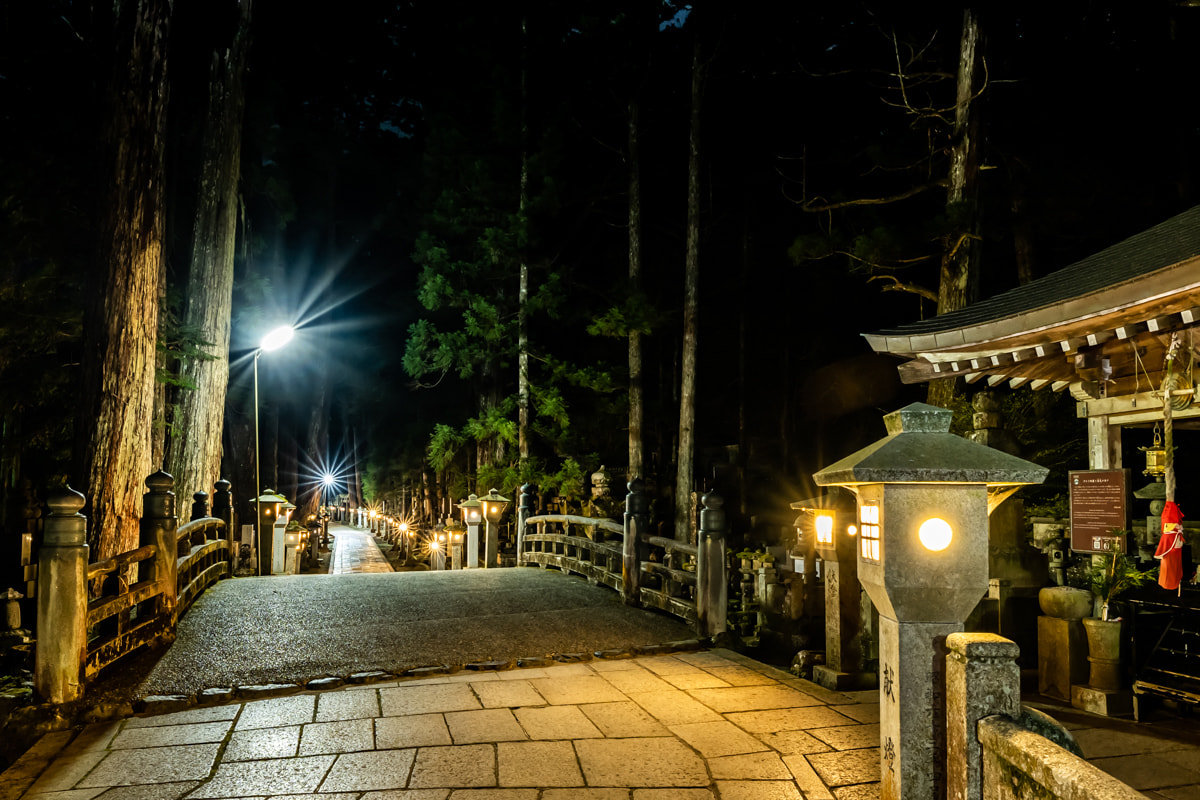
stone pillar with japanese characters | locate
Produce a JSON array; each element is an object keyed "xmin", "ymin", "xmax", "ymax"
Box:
[{"xmin": 815, "ymin": 403, "xmax": 1047, "ymax": 800}]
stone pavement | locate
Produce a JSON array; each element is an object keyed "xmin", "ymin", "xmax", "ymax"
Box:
[
  {"xmin": 328, "ymin": 526, "xmax": 393, "ymax": 575},
  {"xmin": 6, "ymin": 649, "xmax": 1200, "ymax": 799},
  {"xmin": 4, "ymin": 649, "xmax": 882, "ymax": 800}
]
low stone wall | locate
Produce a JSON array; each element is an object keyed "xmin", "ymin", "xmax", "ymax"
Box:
[{"xmin": 978, "ymin": 715, "xmax": 1143, "ymax": 800}]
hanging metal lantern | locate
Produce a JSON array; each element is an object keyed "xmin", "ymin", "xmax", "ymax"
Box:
[{"xmin": 1141, "ymin": 422, "xmax": 1167, "ymax": 478}]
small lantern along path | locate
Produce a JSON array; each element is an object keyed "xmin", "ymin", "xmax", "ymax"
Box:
[{"xmin": 814, "ymin": 403, "xmax": 1047, "ymax": 800}]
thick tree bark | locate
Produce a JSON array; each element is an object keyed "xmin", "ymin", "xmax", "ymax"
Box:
[
  {"xmin": 628, "ymin": 99, "xmax": 644, "ymax": 481},
  {"xmin": 928, "ymin": 9, "xmax": 984, "ymax": 410},
  {"xmin": 166, "ymin": 0, "xmax": 251, "ymax": 500},
  {"xmin": 78, "ymin": 0, "xmax": 173, "ymax": 561},
  {"xmin": 675, "ymin": 34, "xmax": 704, "ymax": 543},
  {"xmin": 518, "ymin": 15, "xmax": 530, "ymax": 463}
]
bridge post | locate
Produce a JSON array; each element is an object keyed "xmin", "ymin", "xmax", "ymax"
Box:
[
  {"xmin": 190, "ymin": 490, "xmax": 210, "ymax": 546},
  {"xmin": 517, "ymin": 483, "xmax": 535, "ymax": 565},
  {"xmin": 143, "ymin": 471, "xmax": 179, "ymax": 629},
  {"xmin": 213, "ymin": 479, "xmax": 233, "ymax": 543},
  {"xmin": 697, "ymin": 491, "xmax": 728, "ymax": 637},
  {"xmin": 34, "ymin": 487, "xmax": 88, "ymax": 704},
  {"xmin": 622, "ymin": 477, "xmax": 648, "ymax": 606}
]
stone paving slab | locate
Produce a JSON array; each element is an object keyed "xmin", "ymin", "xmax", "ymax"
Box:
[{"xmin": 7, "ymin": 648, "xmax": 1200, "ymax": 799}]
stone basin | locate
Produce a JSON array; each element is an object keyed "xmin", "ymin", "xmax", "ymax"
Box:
[{"xmin": 1038, "ymin": 586, "xmax": 1093, "ymax": 620}]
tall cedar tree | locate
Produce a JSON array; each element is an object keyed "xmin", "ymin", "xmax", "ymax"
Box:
[
  {"xmin": 166, "ymin": 0, "xmax": 252, "ymax": 501},
  {"xmin": 77, "ymin": 0, "xmax": 173, "ymax": 560},
  {"xmin": 675, "ymin": 26, "xmax": 705, "ymax": 542}
]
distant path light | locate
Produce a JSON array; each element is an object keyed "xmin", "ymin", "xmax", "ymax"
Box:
[{"xmin": 919, "ymin": 517, "xmax": 953, "ymax": 551}]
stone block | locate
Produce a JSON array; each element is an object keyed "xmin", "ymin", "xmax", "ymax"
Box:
[
  {"xmin": 135, "ymin": 695, "xmax": 194, "ymax": 716},
  {"xmin": 1071, "ymin": 684, "xmax": 1134, "ymax": 717},
  {"xmin": 812, "ymin": 665, "xmax": 878, "ymax": 692},
  {"xmin": 235, "ymin": 683, "xmax": 302, "ymax": 700},
  {"xmin": 1037, "ymin": 615, "xmax": 1087, "ymax": 700}
]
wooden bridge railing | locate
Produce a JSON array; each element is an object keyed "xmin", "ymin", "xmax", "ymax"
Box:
[
  {"xmin": 34, "ymin": 471, "xmax": 235, "ymax": 703},
  {"xmin": 517, "ymin": 479, "xmax": 727, "ymax": 636}
]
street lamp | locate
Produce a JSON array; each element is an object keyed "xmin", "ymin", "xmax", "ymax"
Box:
[{"xmin": 254, "ymin": 324, "xmax": 294, "ymax": 576}]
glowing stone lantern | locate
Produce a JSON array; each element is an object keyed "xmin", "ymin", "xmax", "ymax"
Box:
[
  {"xmin": 479, "ymin": 488, "xmax": 510, "ymax": 568},
  {"xmin": 458, "ymin": 494, "xmax": 483, "ymax": 568},
  {"xmin": 814, "ymin": 403, "xmax": 1046, "ymax": 800},
  {"xmin": 793, "ymin": 489, "xmax": 872, "ymax": 690}
]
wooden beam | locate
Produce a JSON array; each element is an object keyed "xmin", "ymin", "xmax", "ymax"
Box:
[
  {"xmin": 1116, "ymin": 321, "xmax": 1146, "ymax": 340},
  {"xmin": 1059, "ymin": 337, "xmax": 1088, "ymax": 354},
  {"xmin": 964, "ymin": 372, "xmax": 985, "ymax": 384},
  {"xmin": 1052, "ymin": 380, "xmax": 1070, "ymax": 392},
  {"xmin": 1086, "ymin": 330, "xmax": 1116, "ymax": 348},
  {"xmin": 1009, "ymin": 377, "xmax": 1030, "ymax": 389},
  {"xmin": 987, "ymin": 375, "xmax": 1007, "ymax": 387},
  {"xmin": 1030, "ymin": 379, "xmax": 1050, "ymax": 391}
]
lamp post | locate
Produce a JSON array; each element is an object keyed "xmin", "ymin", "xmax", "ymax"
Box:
[{"xmin": 254, "ymin": 324, "xmax": 294, "ymax": 576}]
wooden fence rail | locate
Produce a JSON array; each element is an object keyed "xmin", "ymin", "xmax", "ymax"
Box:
[
  {"xmin": 516, "ymin": 479, "xmax": 727, "ymax": 636},
  {"xmin": 34, "ymin": 471, "xmax": 235, "ymax": 704}
]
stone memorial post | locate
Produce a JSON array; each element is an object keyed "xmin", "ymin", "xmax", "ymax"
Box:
[{"xmin": 814, "ymin": 403, "xmax": 1046, "ymax": 800}]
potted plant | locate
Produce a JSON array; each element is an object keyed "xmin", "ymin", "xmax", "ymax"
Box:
[{"xmin": 1081, "ymin": 536, "xmax": 1156, "ymax": 691}]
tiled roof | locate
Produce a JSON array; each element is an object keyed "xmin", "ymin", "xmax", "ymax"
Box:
[{"xmin": 871, "ymin": 205, "xmax": 1200, "ymax": 337}]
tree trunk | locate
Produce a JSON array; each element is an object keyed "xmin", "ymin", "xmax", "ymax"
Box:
[
  {"xmin": 166, "ymin": 0, "xmax": 250, "ymax": 500},
  {"xmin": 929, "ymin": 8, "xmax": 984, "ymax": 410},
  {"xmin": 518, "ymin": 15, "xmax": 531, "ymax": 463},
  {"xmin": 78, "ymin": 0, "xmax": 173, "ymax": 562},
  {"xmin": 674, "ymin": 33, "xmax": 704, "ymax": 543},
  {"xmin": 628, "ymin": 99, "xmax": 644, "ymax": 481}
]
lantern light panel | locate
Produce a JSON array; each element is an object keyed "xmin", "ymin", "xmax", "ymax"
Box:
[
  {"xmin": 815, "ymin": 514, "xmax": 834, "ymax": 544},
  {"xmin": 859, "ymin": 504, "xmax": 880, "ymax": 561}
]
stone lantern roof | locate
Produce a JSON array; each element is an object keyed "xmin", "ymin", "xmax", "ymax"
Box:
[{"xmin": 813, "ymin": 403, "xmax": 1049, "ymax": 487}]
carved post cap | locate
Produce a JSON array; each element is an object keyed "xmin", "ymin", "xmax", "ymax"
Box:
[
  {"xmin": 947, "ymin": 631, "xmax": 1021, "ymax": 661},
  {"xmin": 144, "ymin": 470, "xmax": 176, "ymax": 519},
  {"xmin": 700, "ymin": 492, "xmax": 726, "ymax": 536},
  {"xmin": 519, "ymin": 483, "xmax": 536, "ymax": 510},
  {"xmin": 145, "ymin": 470, "xmax": 175, "ymax": 493},
  {"xmin": 625, "ymin": 477, "xmax": 647, "ymax": 516},
  {"xmin": 214, "ymin": 479, "xmax": 231, "ymax": 493},
  {"xmin": 43, "ymin": 486, "xmax": 87, "ymax": 546},
  {"xmin": 46, "ymin": 487, "xmax": 86, "ymax": 517},
  {"xmin": 193, "ymin": 490, "xmax": 209, "ymax": 503}
]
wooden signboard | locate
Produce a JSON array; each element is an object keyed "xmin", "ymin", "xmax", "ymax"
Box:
[{"xmin": 1069, "ymin": 469, "xmax": 1130, "ymax": 553}]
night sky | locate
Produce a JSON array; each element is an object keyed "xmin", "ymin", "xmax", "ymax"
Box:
[{"xmin": 3, "ymin": 2, "xmax": 1199, "ymax": 534}]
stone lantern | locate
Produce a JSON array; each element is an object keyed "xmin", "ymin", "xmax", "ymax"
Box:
[
  {"xmin": 793, "ymin": 490, "xmax": 874, "ymax": 690},
  {"xmin": 253, "ymin": 489, "xmax": 286, "ymax": 577},
  {"xmin": 479, "ymin": 488, "xmax": 510, "ymax": 568},
  {"xmin": 458, "ymin": 494, "xmax": 483, "ymax": 568},
  {"xmin": 814, "ymin": 403, "xmax": 1046, "ymax": 800}
]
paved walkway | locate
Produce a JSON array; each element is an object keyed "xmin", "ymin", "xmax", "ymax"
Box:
[
  {"xmin": 5, "ymin": 649, "xmax": 1200, "ymax": 798},
  {"xmin": 127, "ymin": 568, "xmax": 695, "ymax": 697},
  {"xmin": 3, "ymin": 649, "xmax": 883, "ymax": 800},
  {"xmin": 328, "ymin": 525, "xmax": 393, "ymax": 575}
]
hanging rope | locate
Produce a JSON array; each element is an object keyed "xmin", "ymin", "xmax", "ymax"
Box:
[{"xmin": 1164, "ymin": 332, "xmax": 1179, "ymax": 503}]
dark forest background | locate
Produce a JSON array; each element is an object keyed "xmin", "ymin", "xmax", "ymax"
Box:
[{"xmin": 2, "ymin": 2, "xmax": 1199, "ymax": 560}]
